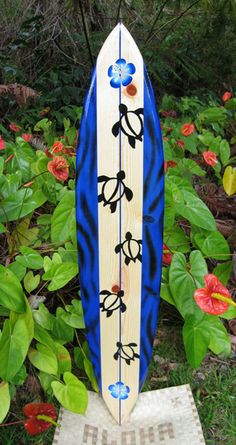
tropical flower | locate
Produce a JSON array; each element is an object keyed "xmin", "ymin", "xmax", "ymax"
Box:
[
  {"xmin": 5, "ymin": 154, "xmax": 14, "ymax": 163},
  {"xmin": 164, "ymin": 161, "xmax": 177, "ymax": 173},
  {"xmin": 176, "ymin": 139, "xmax": 185, "ymax": 150},
  {"xmin": 23, "ymin": 403, "xmax": 57, "ymax": 436},
  {"xmin": 45, "ymin": 148, "xmax": 53, "ymax": 158},
  {"xmin": 162, "ymin": 244, "xmax": 173, "ymax": 265},
  {"xmin": 194, "ymin": 274, "xmax": 231, "ymax": 315},
  {"xmin": 9, "ymin": 123, "xmax": 20, "ymax": 132},
  {"xmin": 108, "ymin": 58, "xmax": 135, "ymax": 88},
  {"xmin": 0, "ymin": 136, "xmax": 5, "ymax": 150},
  {"xmin": 222, "ymin": 91, "xmax": 232, "ymax": 102},
  {"xmin": 108, "ymin": 381, "xmax": 130, "ymax": 400},
  {"xmin": 47, "ymin": 156, "xmax": 69, "ymax": 181},
  {"xmin": 52, "ymin": 141, "xmax": 66, "ymax": 154},
  {"xmin": 181, "ymin": 123, "xmax": 195, "ymax": 136},
  {"xmin": 203, "ymin": 151, "xmax": 217, "ymax": 166},
  {"xmin": 22, "ymin": 133, "xmax": 32, "ymax": 143}
]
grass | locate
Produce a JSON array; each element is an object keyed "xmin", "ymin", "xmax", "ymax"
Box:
[{"xmin": 1, "ymin": 303, "xmax": 236, "ymax": 444}]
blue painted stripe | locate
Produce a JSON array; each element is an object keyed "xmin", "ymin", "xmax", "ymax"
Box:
[
  {"xmin": 76, "ymin": 70, "xmax": 101, "ymax": 390},
  {"xmin": 139, "ymin": 67, "xmax": 164, "ymax": 390}
]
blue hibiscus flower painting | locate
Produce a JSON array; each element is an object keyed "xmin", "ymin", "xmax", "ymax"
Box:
[
  {"xmin": 108, "ymin": 381, "xmax": 130, "ymax": 400},
  {"xmin": 108, "ymin": 58, "xmax": 136, "ymax": 88}
]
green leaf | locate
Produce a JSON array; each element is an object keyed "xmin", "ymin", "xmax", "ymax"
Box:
[
  {"xmin": 0, "ymin": 382, "xmax": 10, "ymax": 423},
  {"xmin": 0, "ymin": 189, "xmax": 46, "ymax": 223},
  {"xmin": 169, "ymin": 251, "xmax": 207, "ymax": 318},
  {"xmin": 164, "ymin": 224, "xmax": 190, "ymax": 253},
  {"xmin": 39, "ymin": 371, "xmax": 54, "ymax": 395},
  {"xmin": 16, "ymin": 246, "xmax": 43, "ymax": 270},
  {"xmin": 54, "ymin": 343, "xmax": 72, "ymax": 374},
  {"xmin": 42, "ymin": 263, "xmax": 78, "ymax": 291},
  {"xmin": 223, "ymin": 166, "xmax": 236, "ymax": 196},
  {"xmin": 51, "ymin": 372, "xmax": 88, "ymax": 414},
  {"xmin": 51, "ymin": 191, "xmax": 76, "ymax": 244},
  {"xmin": 84, "ymin": 359, "xmax": 99, "ymax": 392},
  {"xmin": 10, "ymin": 217, "xmax": 39, "ymax": 250},
  {"xmin": 198, "ymin": 107, "xmax": 227, "ymax": 124},
  {"xmin": 173, "ymin": 190, "xmax": 216, "ymax": 231},
  {"xmin": 0, "ymin": 265, "xmax": 26, "ymax": 312},
  {"xmin": 0, "ymin": 319, "xmax": 29, "ymax": 381},
  {"xmin": 160, "ymin": 283, "xmax": 176, "ymax": 306},
  {"xmin": 213, "ymin": 261, "xmax": 233, "ymax": 286},
  {"xmin": 34, "ymin": 323, "xmax": 55, "ymax": 350},
  {"xmin": 10, "ymin": 296, "xmax": 34, "ymax": 344},
  {"xmin": 62, "ymin": 300, "xmax": 85, "ymax": 329},
  {"xmin": 183, "ymin": 314, "xmax": 211, "ymax": 367},
  {"xmin": 52, "ymin": 308, "xmax": 74, "ymax": 343},
  {"xmin": 33, "ymin": 303, "xmax": 54, "ymax": 330},
  {"xmin": 23, "ymin": 271, "xmax": 40, "ymax": 293},
  {"xmin": 0, "ymin": 222, "xmax": 6, "ymax": 234},
  {"xmin": 207, "ymin": 316, "xmax": 231, "ymax": 356},
  {"xmin": 7, "ymin": 262, "xmax": 26, "ymax": 282},
  {"xmin": 28, "ymin": 343, "xmax": 58, "ymax": 375},
  {"xmin": 220, "ymin": 140, "xmax": 230, "ymax": 166},
  {"xmin": 194, "ymin": 231, "xmax": 230, "ymax": 260}
]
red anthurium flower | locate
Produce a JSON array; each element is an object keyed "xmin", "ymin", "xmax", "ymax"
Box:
[
  {"xmin": 52, "ymin": 141, "xmax": 65, "ymax": 154},
  {"xmin": 176, "ymin": 139, "xmax": 185, "ymax": 150},
  {"xmin": 23, "ymin": 403, "xmax": 57, "ymax": 436},
  {"xmin": 203, "ymin": 151, "xmax": 217, "ymax": 166},
  {"xmin": 23, "ymin": 180, "xmax": 34, "ymax": 187},
  {"xmin": 181, "ymin": 123, "xmax": 195, "ymax": 137},
  {"xmin": 5, "ymin": 154, "xmax": 14, "ymax": 163},
  {"xmin": 162, "ymin": 244, "xmax": 173, "ymax": 265},
  {"xmin": 194, "ymin": 274, "xmax": 231, "ymax": 315},
  {"xmin": 47, "ymin": 156, "xmax": 69, "ymax": 181},
  {"xmin": 22, "ymin": 133, "xmax": 32, "ymax": 143},
  {"xmin": 222, "ymin": 91, "xmax": 232, "ymax": 102},
  {"xmin": 164, "ymin": 160, "xmax": 177, "ymax": 173},
  {"xmin": 9, "ymin": 123, "xmax": 20, "ymax": 132},
  {"xmin": 0, "ymin": 136, "xmax": 5, "ymax": 150},
  {"xmin": 45, "ymin": 148, "xmax": 53, "ymax": 158}
]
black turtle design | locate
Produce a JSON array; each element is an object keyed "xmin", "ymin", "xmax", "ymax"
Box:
[
  {"xmin": 112, "ymin": 103, "xmax": 144, "ymax": 148},
  {"xmin": 98, "ymin": 170, "xmax": 133, "ymax": 213},
  {"xmin": 115, "ymin": 232, "xmax": 142, "ymax": 265},
  {"xmin": 100, "ymin": 289, "xmax": 126, "ymax": 318},
  {"xmin": 114, "ymin": 341, "xmax": 140, "ymax": 365}
]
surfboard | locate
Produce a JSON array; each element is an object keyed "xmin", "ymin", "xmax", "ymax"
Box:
[{"xmin": 76, "ymin": 23, "xmax": 164, "ymax": 424}]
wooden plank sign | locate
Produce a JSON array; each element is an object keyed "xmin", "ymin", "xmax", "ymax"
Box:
[{"xmin": 76, "ymin": 23, "xmax": 164, "ymax": 424}]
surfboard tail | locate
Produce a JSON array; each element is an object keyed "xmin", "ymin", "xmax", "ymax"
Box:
[{"xmin": 76, "ymin": 23, "xmax": 164, "ymax": 424}]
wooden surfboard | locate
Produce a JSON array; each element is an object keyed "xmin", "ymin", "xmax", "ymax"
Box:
[{"xmin": 76, "ymin": 23, "xmax": 164, "ymax": 424}]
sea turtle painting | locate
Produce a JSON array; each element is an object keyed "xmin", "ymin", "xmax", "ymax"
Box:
[
  {"xmin": 98, "ymin": 170, "xmax": 133, "ymax": 213},
  {"xmin": 112, "ymin": 103, "xmax": 144, "ymax": 148},
  {"xmin": 76, "ymin": 23, "xmax": 164, "ymax": 423},
  {"xmin": 100, "ymin": 289, "xmax": 126, "ymax": 318},
  {"xmin": 114, "ymin": 232, "xmax": 142, "ymax": 265},
  {"xmin": 114, "ymin": 342, "xmax": 140, "ymax": 365}
]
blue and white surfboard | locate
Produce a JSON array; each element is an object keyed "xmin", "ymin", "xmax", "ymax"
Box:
[{"xmin": 76, "ymin": 23, "xmax": 164, "ymax": 424}]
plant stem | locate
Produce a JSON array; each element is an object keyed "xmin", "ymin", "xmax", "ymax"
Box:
[{"xmin": 0, "ymin": 420, "xmax": 24, "ymax": 427}]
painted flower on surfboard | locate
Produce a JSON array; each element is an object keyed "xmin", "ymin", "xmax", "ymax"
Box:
[
  {"xmin": 108, "ymin": 58, "xmax": 136, "ymax": 88},
  {"xmin": 108, "ymin": 381, "xmax": 130, "ymax": 400}
]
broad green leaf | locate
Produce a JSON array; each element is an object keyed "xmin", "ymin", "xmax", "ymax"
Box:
[
  {"xmin": 12, "ymin": 142, "xmax": 36, "ymax": 182},
  {"xmin": 213, "ymin": 261, "xmax": 232, "ymax": 286},
  {"xmin": 198, "ymin": 107, "xmax": 227, "ymax": 124},
  {"xmin": 54, "ymin": 343, "xmax": 72, "ymax": 374},
  {"xmin": 0, "ymin": 189, "xmax": 46, "ymax": 223},
  {"xmin": 51, "ymin": 372, "xmax": 88, "ymax": 414},
  {"xmin": 0, "ymin": 382, "xmax": 10, "ymax": 423},
  {"xmin": 173, "ymin": 190, "xmax": 216, "ymax": 231},
  {"xmin": 33, "ymin": 303, "xmax": 54, "ymax": 330},
  {"xmin": 164, "ymin": 224, "xmax": 190, "ymax": 253},
  {"xmin": 7, "ymin": 261, "xmax": 26, "ymax": 282},
  {"xmin": 220, "ymin": 305, "xmax": 236, "ymax": 320},
  {"xmin": 23, "ymin": 271, "xmax": 40, "ymax": 293},
  {"xmin": 169, "ymin": 251, "xmax": 207, "ymax": 318},
  {"xmin": 51, "ymin": 191, "xmax": 76, "ymax": 244},
  {"xmin": 10, "ymin": 217, "xmax": 39, "ymax": 251},
  {"xmin": 220, "ymin": 140, "xmax": 230, "ymax": 166},
  {"xmin": 183, "ymin": 314, "xmax": 210, "ymax": 367},
  {"xmin": 52, "ymin": 308, "xmax": 74, "ymax": 343},
  {"xmin": 194, "ymin": 231, "xmax": 230, "ymax": 260},
  {"xmin": 10, "ymin": 364, "xmax": 27, "ymax": 386},
  {"xmin": 34, "ymin": 323, "xmax": 55, "ymax": 350},
  {"xmin": 0, "ymin": 223, "xmax": 6, "ymax": 234},
  {"xmin": 84, "ymin": 359, "xmax": 99, "ymax": 392},
  {"xmin": 0, "ymin": 319, "xmax": 29, "ymax": 381},
  {"xmin": 39, "ymin": 371, "xmax": 54, "ymax": 395},
  {"xmin": 16, "ymin": 246, "xmax": 43, "ymax": 270},
  {"xmin": 207, "ymin": 316, "xmax": 231, "ymax": 356},
  {"xmin": 0, "ymin": 265, "xmax": 26, "ymax": 312},
  {"xmin": 160, "ymin": 283, "xmax": 176, "ymax": 306},
  {"xmin": 28, "ymin": 343, "xmax": 58, "ymax": 375},
  {"xmin": 42, "ymin": 263, "xmax": 78, "ymax": 291},
  {"xmin": 223, "ymin": 166, "xmax": 236, "ymax": 196},
  {"xmin": 10, "ymin": 296, "xmax": 34, "ymax": 344},
  {"xmin": 62, "ymin": 300, "xmax": 85, "ymax": 329}
]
